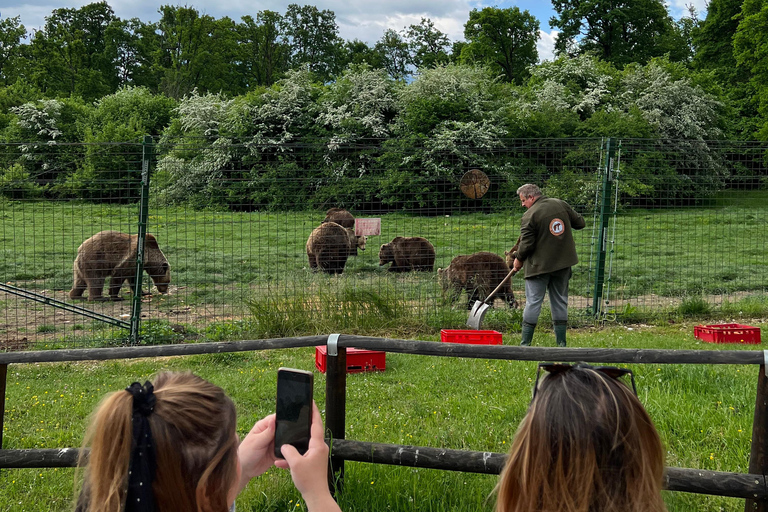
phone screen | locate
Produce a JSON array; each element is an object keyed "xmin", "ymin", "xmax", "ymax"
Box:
[{"xmin": 274, "ymin": 368, "xmax": 314, "ymax": 458}]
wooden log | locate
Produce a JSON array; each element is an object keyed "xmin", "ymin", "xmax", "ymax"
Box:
[
  {"xmin": 0, "ymin": 335, "xmax": 762, "ymax": 367},
  {"xmin": 746, "ymin": 364, "xmax": 768, "ymax": 511},
  {"xmin": 2, "ymin": 445, "xmax": 766, "ymax": 500},
  {"xmin": 0, "ymin": 336, "xmax": 326, "ymax": 365},
  {"xmin": 0, "ymin": 448, "xmax": 83, "ymax": 468},
  {"xmin": 328, "ymin": 440, "xmax": 768, "ymax": 499},
  {"xmin": 336, "ymin": 336, "xmax": 764, "ymax": 365}
]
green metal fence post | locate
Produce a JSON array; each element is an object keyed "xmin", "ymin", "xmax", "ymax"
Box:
[
  {"xmin": 592, "ymin": 138, "xmax": 616, "ymax": 317},
  {"xmin": 129, "ymin": 135, "xmax": 153, "ymax": 345}
]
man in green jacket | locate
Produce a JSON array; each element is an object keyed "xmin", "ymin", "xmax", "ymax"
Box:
[{"xmin": 512, "ymin": 184, "xmax": 585, "ymax": 347}]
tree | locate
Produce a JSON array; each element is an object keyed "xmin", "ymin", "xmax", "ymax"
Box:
[
  {"xmin": 693, "ymin": 0, "xmax": 744, "ymax": 73},
  {"xmin": 341, "ymin": 39, "xmax": 385, "ymax": 69},
  {"xmin": 237, "ymin": 11, "xmax": 289, "ymax": 87},
  {"xmin": 405, "ymin": 18, "xmax": 451, "ymax": 69},
  {"xmin": 281, "ymin": 4, "xmax": 344, "ymax": 82},
  {"xmin": 105, "ymin": 17, "xmax": 159, "ymax": 90},
  {"xmin": 0, "ymin": 15, "xmax": 27, "ymax": 86},
  {"xmin": 153, "ymin": 6, "xmax": 239, "ymax": 98},
  {"xmin": 733, "ymin": 0, "xmax": 768, "ymax": 138},
  {"xmin": 550, "ymin": 0, "xmax": 678, "ymax": 67},
  {"xmin": 28, "ymin": 2, "xmax": 119, "ymax": 99},
  {"xmin": 461, "ymin": 6, "xmax": 539, "ymax": 84},
  {"xmin": 374, "ymin": 29, "xmax": 410, "ymax": 80}
]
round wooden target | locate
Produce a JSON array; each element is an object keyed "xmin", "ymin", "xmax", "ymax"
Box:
[{"xmin": 460, "ymin": 169, "xmax": 490, "ymax": 199}]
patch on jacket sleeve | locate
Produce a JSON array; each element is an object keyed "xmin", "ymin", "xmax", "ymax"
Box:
[{"xmin": 550, "ymin": 218, "xmax": 565, "ymax": 236}]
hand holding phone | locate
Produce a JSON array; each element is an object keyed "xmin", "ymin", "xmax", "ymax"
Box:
[{"xmin": 274, "ymin": 368, "xmax": 314, "ymax": 458}]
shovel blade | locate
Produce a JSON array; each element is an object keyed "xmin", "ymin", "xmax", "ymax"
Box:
[{"xmin": 467, "ymin": 301, "xmax": 491, "ymax": 329}]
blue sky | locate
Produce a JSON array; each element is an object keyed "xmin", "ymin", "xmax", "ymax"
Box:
[{"xmin": 2, "ymin": 0, "xmax": 708, "ymax": 62}]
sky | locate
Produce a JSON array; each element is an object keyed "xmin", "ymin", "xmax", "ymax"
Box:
[{"xmin": 2, "ymin": 0, "xmax": 708, "ymax": 62}]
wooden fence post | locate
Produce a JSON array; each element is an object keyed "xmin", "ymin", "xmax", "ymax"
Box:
[
  {"xmin": 746, "ymin": 364, "xmax": 768, "ymax": 512},
  {"xmin": 0, "ymin": 364, "xmax": 6, "ymax": 449},
  {"xmin": 325, "ymin": 334, "xmax": 347, "ymax": 496}
]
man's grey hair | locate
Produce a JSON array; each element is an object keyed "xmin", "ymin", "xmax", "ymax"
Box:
[{"xmin": 516, "ymin": 183, "xmax": 542, "ymax": 198}]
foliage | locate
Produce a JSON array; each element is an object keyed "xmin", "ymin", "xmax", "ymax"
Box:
[
  {"xmin": 26, "ymin": 2, "xmax": 119, "ymax": 100},
  {"xmin": 733, "ymin": 0, "xmax": 768, "ymax": 139},
  {"xmin": 237, "ymin": 11, "xmax": 290, "ymax": 87},
  {"xmin": 550, "ymin": 0, "xmax": 680, "ymax": 67},
  {"xmin": 281, "ymin": 4, "xmax": 344, "ymax": 83},
  {"xmin": 461, "ymin": 7, "xmax": 539, "ymax": 85},
  {"xmin": 0, "ymin": 163, "xmax": 45, "ymax": 199},
  {"xmin": 0, "ymin": 15, "xmax": 27, "ymax": 86},
  {"xmin": 404, "ymin": 18, "xmax": 452, "ymax": 70},
  {"xmin": 374, "ymin": 29, "xmax": 410, "ymax": 81}
]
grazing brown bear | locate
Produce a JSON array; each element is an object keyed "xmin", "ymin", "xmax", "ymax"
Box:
[
  {"xmin": 69, "ymin": 230, "xmax": 171, "ymax": 301},
  {"xmin": 505, "ymin": 235, "xmax": 522, "ymax": 269},
  {"xmin": 379, "ymin": 236, "xmax": 435, "ymax": 272},
  {"xmin": 345, "ymin": 227, "xmax": 366, "ymax": 256},
  {"xmin": 437, "ymin": 251, "xmax": 517, "ymax": 310},
  {"xmin": 323, "ymin": 208, "xmax": 355, "ymax": 229},
  {"xmin": 307, "ymin": 222, "xmax": 364, "ymax": 274}
]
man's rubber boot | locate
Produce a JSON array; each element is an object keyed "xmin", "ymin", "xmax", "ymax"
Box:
[
  {"xmin": 553, "ymin": 320, "xmax": 568, "ymax": 347},
  {"xmin": 520, "ymin": 321, "xmax": 536, "ymax": 346}
]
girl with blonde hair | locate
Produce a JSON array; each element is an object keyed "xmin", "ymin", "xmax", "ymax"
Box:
[
  {"xmin": 496, "ymin": 363, "xmax": 667, "ymax": 512},
  {"xmin": 75, "ymin": 371, "xmax": 340, "ymax": 512}
]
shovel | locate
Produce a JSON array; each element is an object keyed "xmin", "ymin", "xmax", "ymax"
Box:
[{"xmin": 466, "ymin": 268, "xmax": 518, "ymax": 329}]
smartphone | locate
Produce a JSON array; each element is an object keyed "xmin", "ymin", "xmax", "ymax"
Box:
[{"xmin": 274, "ymin": 367, "xmax": 314, "ymax": 458}]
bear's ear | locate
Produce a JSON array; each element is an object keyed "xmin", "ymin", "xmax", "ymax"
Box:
[
  {"xmin": 145, "ymin": 234, "xmax": 160, "ymax": 250},
  {"xmin": 504, "ymin": 250, "xmax": 509, "ymax": 256}
]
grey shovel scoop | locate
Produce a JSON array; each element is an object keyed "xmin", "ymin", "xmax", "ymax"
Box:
[{"xmin": 466, "ymin": 268, "xmax": 518, "ymax": 330}]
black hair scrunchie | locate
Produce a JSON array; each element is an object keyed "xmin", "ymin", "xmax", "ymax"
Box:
[{"xmin": 125, "ymin": 381, "xmax": 157, "ymax": 512}]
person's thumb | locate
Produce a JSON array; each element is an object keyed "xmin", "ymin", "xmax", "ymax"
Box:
[{"xmin": 280, "ymin": 443, "xmax": 301, "ymax": 466}]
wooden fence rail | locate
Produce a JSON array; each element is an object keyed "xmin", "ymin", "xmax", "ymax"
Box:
[
  {"xmin": 3, "ymin": 443, "xmax": 767, "ymax": 500},
  {"xmin": 2, "ymin": 335, "xmax": 767, "ymax": 510}
]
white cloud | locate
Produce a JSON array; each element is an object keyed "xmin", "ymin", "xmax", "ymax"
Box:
[
  {"xmin": 538, "ymin": 29, "xmax": 558, "ymax": 63},
  {"xmin": 666, "ymin": 0, "xmax": 709, "ymax": 18}
]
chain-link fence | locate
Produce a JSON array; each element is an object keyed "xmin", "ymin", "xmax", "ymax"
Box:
[{"xmin": 1, "ymin": 137, "xmax": 766, "ymax": 349}]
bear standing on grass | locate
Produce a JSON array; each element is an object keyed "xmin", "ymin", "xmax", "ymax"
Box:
[
  {"xmin": 306, "ymin": 222, "xmax": 366, "ymax": 275},
  {"xmin": 437, "ymin": 252, "xmax": 517, "ymax": 310},
  {"xmin": 69, "ymin": 230, "xmax": 171, "ymax": 301},
  {"xmin": 379, "ymin": 237, "xmax": 435, "ymax": 272},
  {"xmin": 323, "ymin": 208, "xmax": 355, "ymax": 229}
]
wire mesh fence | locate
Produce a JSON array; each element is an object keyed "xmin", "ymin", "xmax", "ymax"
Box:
[{"xmin": 1, "ymin": 137, "xmax": 766, "ymax": 350}]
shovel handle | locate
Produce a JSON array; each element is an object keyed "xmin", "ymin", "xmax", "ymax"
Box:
[{"xmin": 481, "ymin": 267, "xmax": 518, "ymax": 306}]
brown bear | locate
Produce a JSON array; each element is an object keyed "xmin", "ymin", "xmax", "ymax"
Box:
[
  {"xmin": 323, "ymin": 208, "xmax": 355, "ymax": 229},
  {"xmin": 379, "ymin": 236, "xmax": 435, "ymax": 272},
  {"xmin": 69, "ymin": 230, "xmax": 171, "ymax": 301},
  {"xmin": 307, "ymin": 222, "xmax": 364, "ymax": 274},
  {"xmin": 345, "ymin": 226, "xmax": 366, "ymax": 256},
  {"xmin": 437, "ymin": 251, "xmax": 517, "ymax": 310},
  {"xmin": 505, "ymin": 235, "xmax": 522, "ymax": 269}
]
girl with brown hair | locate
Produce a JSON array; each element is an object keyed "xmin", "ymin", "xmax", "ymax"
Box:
[
  {"xmin": 495, "ymin": 363, "xmax": 667, "ymax": 512},
  {"xmin": 75, "ymin": 371, "xmax": 341, "ymax": 512}
]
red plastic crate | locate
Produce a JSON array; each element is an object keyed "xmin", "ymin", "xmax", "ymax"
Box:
[
  {"xmin": 315, "ymin": 346, "xmax": 386, "ymax": 373},
  {"xmin": 440, "ymin": 329, "xmax": 503, "ymax": 345},
  {"xmin": 694, "ymin": 324, "xmax": 761, "ymax": 344}
]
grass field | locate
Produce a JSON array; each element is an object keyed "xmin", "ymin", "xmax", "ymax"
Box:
[
  {"xmin": 1, "ymin": 192, "xmax": 767, "ymax": 347},
  {"xmin": 2, "ymin": 321, "xmax": 766, "ymax": 511}
]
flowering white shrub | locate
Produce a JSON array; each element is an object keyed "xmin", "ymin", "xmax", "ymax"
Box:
[
  {"xmin": 12, "ymin": 100, "xmax": 63, "ymax": 141},
  {"xmin": 251, "ymin": 69, "xmax": 321, "ymax": 147},
  {"xmin": 176, "ymin": 89, "xmax": 234, "ymax": 137},
  {"xmin": 319, "ymin": 65, "xmax": 397, "ymax": 140}
]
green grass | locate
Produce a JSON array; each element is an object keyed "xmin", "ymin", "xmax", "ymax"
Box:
[{"xmin": 2, "ymin": 322, "xmax": 767, "ymax": 511}]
